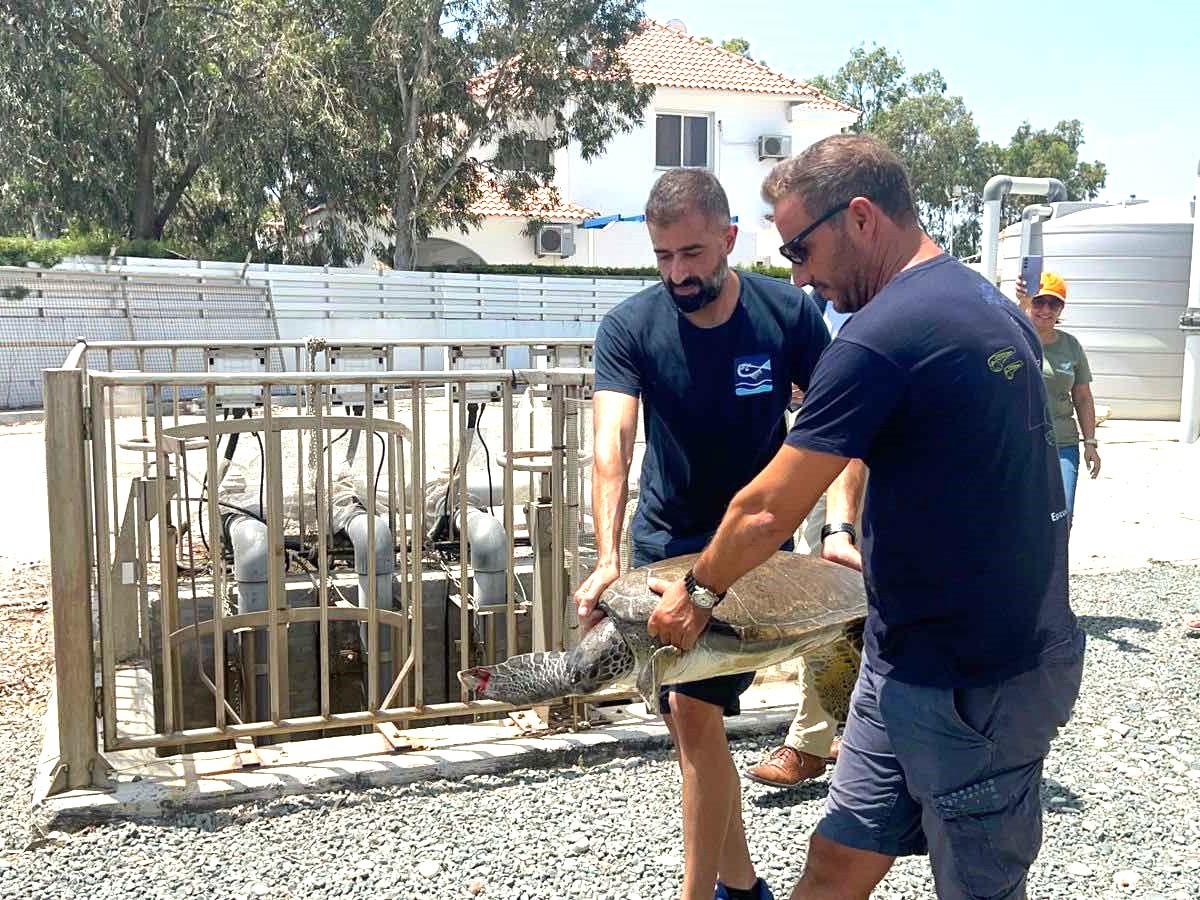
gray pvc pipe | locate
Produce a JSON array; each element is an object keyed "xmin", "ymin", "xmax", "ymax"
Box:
[
  {"xmin": 228, "ymin": 514, "xmax": 269, "ymax": 614},
  {"xmin": 465, "ymin": 507, "xmax": 509, "ymax": 610},
  {"xmin": 343, "ymin": 510, "xmax": 395, "ymax": 606},
  {"xmin": 980, "ymin": 175, "xmax": 1068, "ymax": 285},
  {"xmin": 227, "ymin": 513, "xmax": 270, "ymax": 719}
]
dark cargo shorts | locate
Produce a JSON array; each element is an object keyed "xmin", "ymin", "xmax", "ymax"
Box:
[
  {"xmin": 818, "ymin": 633, "xmax": 1085, "ymax": 900},
  {"xmin": 632, "ymin": 539, "xmax": 793, "ymax": 717}
]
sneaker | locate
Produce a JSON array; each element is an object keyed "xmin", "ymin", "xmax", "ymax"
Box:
[
  {"xmin": 715, "ymin": 877, "xmax": 774, "ymax": 899},
  {"xmin": 744, "ymin": 745, "xmax": 826, "ymax": 788}
]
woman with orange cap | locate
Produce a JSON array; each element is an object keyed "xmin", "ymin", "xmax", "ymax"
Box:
[{"xmin": 1016, "ymin": 271, "xmax": 1101, "ymax": 524}]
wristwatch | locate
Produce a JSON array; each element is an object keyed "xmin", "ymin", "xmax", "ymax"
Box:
[
  {"xmin": 683, "ymin": 568, "xmax": 725, "ymax": 610},
  {"xmin": 820, "ymin": 522, "xmax": 857, "ymax": 545},
  {"xmin": 1082, "ymin": 438, "xmax": 1098, "ymax": 447}
]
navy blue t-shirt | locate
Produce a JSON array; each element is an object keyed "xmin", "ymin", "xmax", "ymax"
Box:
[
  {"xmin": 787, "ymin": 255, "xmax": 1077, "ymax": 688},
  {"xmin": 595, "ymin": 272, "xmax": 828, "ymax": 559}
]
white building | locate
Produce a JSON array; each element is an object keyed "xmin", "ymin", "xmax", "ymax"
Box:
[{"xmin": 421, "ymin": 20, "xmax": 859, "ymax": 269}]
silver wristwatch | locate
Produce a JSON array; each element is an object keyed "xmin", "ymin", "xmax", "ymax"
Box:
[{"xmin": 684, "ymin": 568, "xmax": 725, "ymax": 610}]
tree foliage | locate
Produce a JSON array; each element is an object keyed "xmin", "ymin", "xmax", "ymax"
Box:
[
  {"xmin": 313, "ymin": 0, "xmax": 653, "ymax": 269},
  {"xmin": 810, "ymin": 44, "xmax": 1107, "ymax": 256},
  {"xmin": 0, "ymin": 0, "xmax": 317, "ymax": 243},
  {"xmin": 0, "ymin": 0, "xmax": 652, "ymax": 268}
]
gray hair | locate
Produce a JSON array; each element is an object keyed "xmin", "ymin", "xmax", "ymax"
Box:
[
  {"xmin": 645, "ymin": 168, "xmax": 731, "ymax": 228},
  {"xmin": 761, "ymin": 134, "xmax": 918, "ymax": 225}
]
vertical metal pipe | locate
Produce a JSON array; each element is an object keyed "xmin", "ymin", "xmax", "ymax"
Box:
[
  {"xmin": 393, "ymin": 430, "xmax": 410, "ymax": 711},
  {"xmin": 365, "ymin": 387, "xmax": 379, "ymax": 712},
  {"xmin": 263, "ymin": 401, "xmax": 286, "ymax": 722},
  {"xmin": 315, "ymin": 387, "xmax": 331, "ymax": 720},
  {"xmin": 88, "ymin": 379, "xmax": 117, "ymax": 751},
  {"xmin": 502, "ymin": 380, "xmax": 516, "ymax": 655},
  {"xmin": 204, "ymin": 385, "xmax": 225, "ymax": 728},
  {"xmin": 411, "ymin": 381, "xmax": 426, "ymax": 708},
  {"xmin": 549, "ymin": 383, "xmax": 566, "ymax": 651},
  {"xmin": 457, "ymin": 393, "xmax": 470, "ymax": 700},
  {"xmin": 152, "ymin": 386, "xmax": 177, "ymax": 735}
]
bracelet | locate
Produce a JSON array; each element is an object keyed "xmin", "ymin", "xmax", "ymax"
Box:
[
  {"xmin": 820, "ymin": 522, "xmax": 857, "ymax": 545},
  {"xmin": 1082, "ymin": 438, "xmax": 1098, "ymax": 447}
]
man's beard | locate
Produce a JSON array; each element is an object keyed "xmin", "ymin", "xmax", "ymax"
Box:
[{"xmin": 664, "ymin": 263, "xmax": 728, "ymax": 314}]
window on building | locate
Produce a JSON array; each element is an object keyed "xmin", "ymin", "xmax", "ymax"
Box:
[
  {"xmin": 655, "ymin": 113, "xmax": 711, "ymax": 168},
  {"xmin": 496, "ymin": 138, "xmax": 552, "ymax": 172}
]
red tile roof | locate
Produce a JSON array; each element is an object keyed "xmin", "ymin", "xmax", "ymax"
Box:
[
  {"xmin": 468, "ymin": 183, "xmax": 598, "ymax": 222},
  {"xmin": 471, "ymin": 20, "xmax": 856, "ymax": 112},
  {"xmin": 621, "ymin": 21, "xmax": 856, "ymax": 109}
]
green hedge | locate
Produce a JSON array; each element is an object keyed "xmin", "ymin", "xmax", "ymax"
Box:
[
  {"xmin": 1, "ymin": 237, "xmax": 796, "ymax": 282},
  {"xmin": 0, "ymin": 236, "xmax": 184, "ymax": 268},
  {"xmin": 416, "ymin": 263, "xmax": 660, "ymax": 278},
  {"xmin": 417, "ymin": 262, "xmax": 793, "ymax": 280}
]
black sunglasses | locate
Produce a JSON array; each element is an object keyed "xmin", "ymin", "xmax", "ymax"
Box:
[
  {"xmin": 778, "ymin": 201, "xmax": 852, "ymax": 266},
  {"xmin": 1031, "ymin": 296, "xmax": 1064, "ymax": 310}
]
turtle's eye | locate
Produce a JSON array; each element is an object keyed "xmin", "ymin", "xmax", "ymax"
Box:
[{"xmin": 587, "ymin": 665, "xmax": 599, "ymax": 680}]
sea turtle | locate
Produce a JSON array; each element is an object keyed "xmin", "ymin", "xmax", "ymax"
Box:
[{"xmin": 458, "ymin": 551, "xmax": 866, "ymax": 716}]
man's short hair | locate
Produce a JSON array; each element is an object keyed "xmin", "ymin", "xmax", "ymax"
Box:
[
  {"xmin": 761, "ymin": 134, "xmax": 919, "ymax": 226},
  {"xmin": 645, "ymin": 168, "xmax": 732, "ymax": 228}
]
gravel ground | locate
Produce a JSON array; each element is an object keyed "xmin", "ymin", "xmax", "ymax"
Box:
[{"xmin": 2, "ymin": 561, "xmax": 1198, "ymax": 900}]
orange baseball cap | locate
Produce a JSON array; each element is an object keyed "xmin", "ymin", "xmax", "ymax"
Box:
[{"xmin": 1034, "ymin": 271, "xmax": 1068, "ymax": 303}]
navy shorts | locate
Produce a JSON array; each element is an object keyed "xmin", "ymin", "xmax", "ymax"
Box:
[
  {"xmin": 819, "ymin": 634, "xmax": 1085, "ymax": 899},
  {"xmin": 632, "ymin": 539, "xmax": 793, "ymax": 718}
]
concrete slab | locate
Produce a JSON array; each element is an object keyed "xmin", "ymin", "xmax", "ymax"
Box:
[{"xmin": 33, "ymin": 681, "xmax": 799, "ymax": 830}]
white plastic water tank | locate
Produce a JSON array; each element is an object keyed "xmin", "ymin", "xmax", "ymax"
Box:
[{"xmin": 999, "ymin": 199, "xmax": 1195, "ymax": 420}]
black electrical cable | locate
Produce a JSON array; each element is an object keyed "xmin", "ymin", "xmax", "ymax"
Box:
[
  {"xmin": 253, "ymin": 427, "xmax": 265, "ymax": 519},
  {"xmin": 477, "ymin": 402, "xmax": 495, "ymax": 512},
  {"xmin": 196, "ymin": 409, "xmax": 237, "ymax": 554},
  {"xmin": 373, "ymin": 430, "xmax": 386, "ymax": 493},
  {"xmin": 322, "ymin": 429, "xmax": 351, "ymax": 452}
]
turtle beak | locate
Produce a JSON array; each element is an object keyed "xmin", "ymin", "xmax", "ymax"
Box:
[{"xmin": 457, "ymin": 667, "xmax": 491, "ymax": 696}]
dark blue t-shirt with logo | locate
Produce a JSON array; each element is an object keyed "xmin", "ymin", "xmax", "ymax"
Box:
[
  {"xmin": 594, "ymin": 272, "xmax": 828, "ymax": 559},
  {"xmin": 787, "ymin": 255, "xmax": 1078, "ymax": 688}
]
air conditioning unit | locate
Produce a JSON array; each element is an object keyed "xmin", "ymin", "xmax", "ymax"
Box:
[
  {"xmin": 534, "ymin": 224, "xmax": 575, "ymax": 258},
  {"xmin": 757, "ymin": 134, "xmax": 791, "ymax": 161}
]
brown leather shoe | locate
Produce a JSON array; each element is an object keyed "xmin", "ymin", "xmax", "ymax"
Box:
[
  {"xmin": 745, "ymin": 746, "xmax": 826, "ymax": 788},
  {"xmin": 825, "ymin": 736, "xmax": 842, "ymax": 764}
]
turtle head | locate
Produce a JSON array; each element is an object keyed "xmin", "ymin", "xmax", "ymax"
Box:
[{"xmin": 457, "ymin": 618, "xmax": 634, "ymax": 705}]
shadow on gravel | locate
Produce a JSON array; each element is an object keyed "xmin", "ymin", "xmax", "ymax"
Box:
[
  {"xmin": 1076, "ymin": 614, "xmax": 1160, "ymax": 653},
  {"xmin": 1040, "ymin": 778, "xmax": 1084, "ymax": 815},
  {"xmin": 748, "ymin": 781, "xmax": 830, "ymax": 809}
]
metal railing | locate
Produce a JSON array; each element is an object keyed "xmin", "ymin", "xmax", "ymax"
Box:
[{"xmin": 40, "ymin": 339, "xmax": 624, "ymax": 795}]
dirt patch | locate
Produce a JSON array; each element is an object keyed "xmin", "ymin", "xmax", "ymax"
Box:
[{"xmin": 0, "ymin": 560, "xmax": 53, "ymax": 724}]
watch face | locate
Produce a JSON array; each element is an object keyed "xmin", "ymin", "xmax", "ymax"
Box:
[{"xmin": 689, "ymin": 588, "xmax": 718, "ymax": 609}]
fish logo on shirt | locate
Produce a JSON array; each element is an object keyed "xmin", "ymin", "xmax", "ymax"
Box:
[
  {"xmin": 987, "ymin": 347, "xmax": 1024, "ymax": 381},
  {"xmin": 734, "ymin": 355, "xmax": 773, "ymax": 396}
]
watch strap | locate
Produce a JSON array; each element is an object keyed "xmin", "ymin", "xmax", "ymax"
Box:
[
  {"xmin": 684, "ymin": 568, "xmax": 726, "ymax": 607},
  {"xmin": 820, "ymin": 522, "xmax": 857, "ymax": 545}
]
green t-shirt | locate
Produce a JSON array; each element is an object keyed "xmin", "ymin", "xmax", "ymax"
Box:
[{"xmin": 1041, "ymin": 330, "xmax": 1092, "ymax": 446}]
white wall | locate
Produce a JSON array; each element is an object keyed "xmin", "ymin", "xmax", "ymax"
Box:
[
  {"xmin": 427, "ymin": 218, "xmax": 757, "ymax": 269},
  {"xmin": 557, "ymin": 89, "xmax": 852, "ymax": 267}
]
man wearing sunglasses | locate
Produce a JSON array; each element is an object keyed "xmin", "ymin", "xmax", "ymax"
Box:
[
  {"xmin": 648, "ymin": 135, "xmax": 1084, "ymax": 899},
  {"xmin": 577, "ymin": 167, "xmax": 861, "ymax": 900}
]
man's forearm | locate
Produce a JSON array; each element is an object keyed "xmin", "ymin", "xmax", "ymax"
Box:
[
  {"xmin": 825, "ymin": 459, "xmax": 866, "ymax": 525},
  {"xmin": 592, "ymin": 463, "xmax": 628, "ymax": 568}
]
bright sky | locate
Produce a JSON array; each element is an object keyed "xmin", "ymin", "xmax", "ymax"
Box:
[{"xmin": 643, "ymin": 0, "xmax": 1200, "ymax": 203}]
